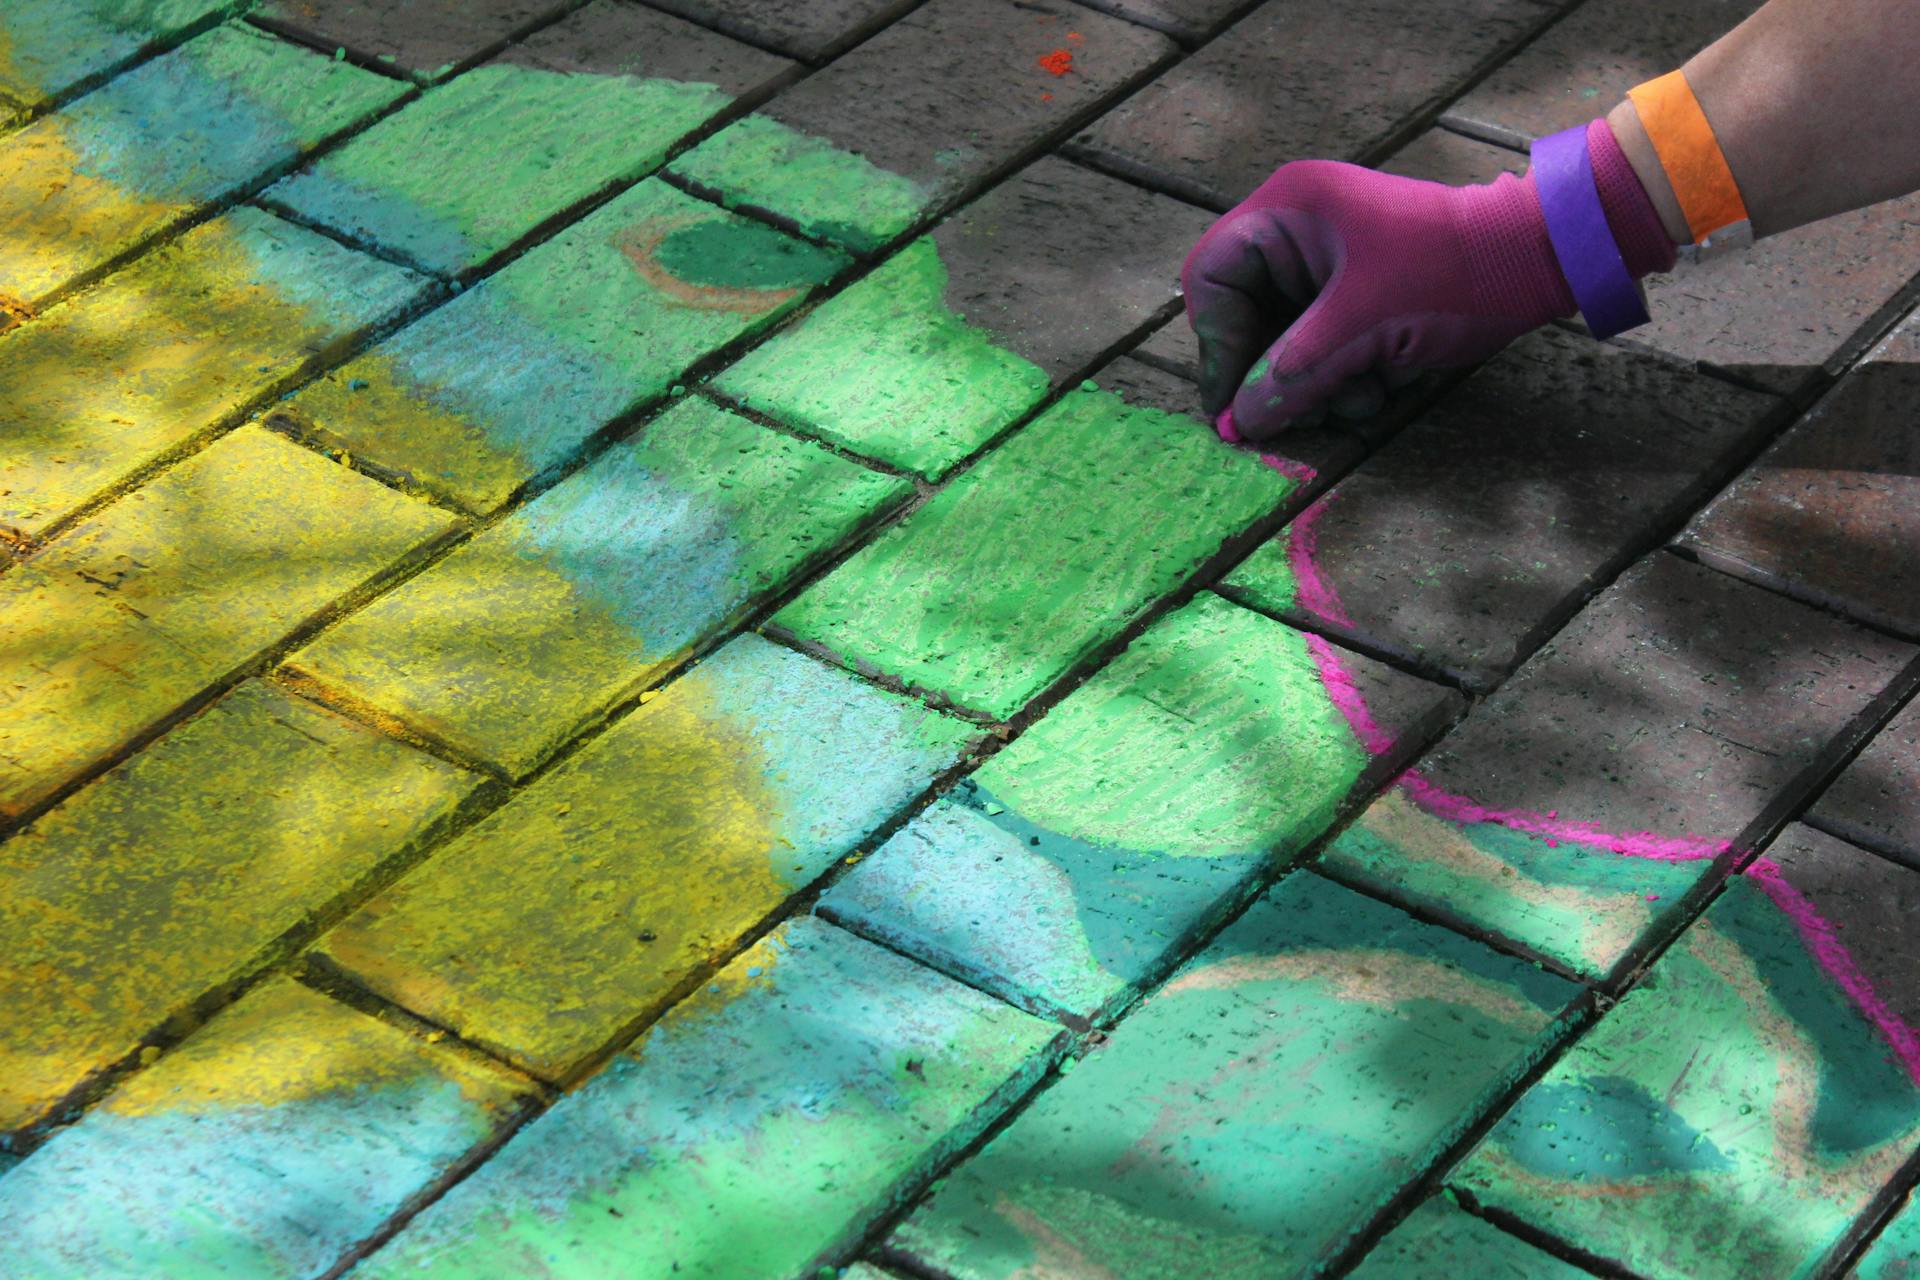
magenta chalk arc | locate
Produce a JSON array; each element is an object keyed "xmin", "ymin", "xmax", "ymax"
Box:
[{"xmin": 1284, "ymin": 485, "xmax": 1920, "ymax": 1085}]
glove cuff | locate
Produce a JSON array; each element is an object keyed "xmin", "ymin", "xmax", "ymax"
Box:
[{"xmin": 1586, "ymin": 117, "xmax": 1680, "ymax": 278}]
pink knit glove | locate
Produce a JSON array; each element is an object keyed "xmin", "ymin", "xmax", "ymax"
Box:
[{"xmin": 1182, "ymin": 120, "xmax": 1675, "ymax": 440}]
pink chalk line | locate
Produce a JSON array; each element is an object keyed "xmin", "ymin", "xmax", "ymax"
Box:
[
  {"xmin": 1746, "ymin": 859, "xmax": 1920, "ymax": 1085},
  {"xmin": 1278, "ymin": 483, "xmax": 1920, "ymax": 1086}
]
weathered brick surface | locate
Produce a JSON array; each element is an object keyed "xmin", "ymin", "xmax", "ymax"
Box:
[
  {"xmin": 270, "ymin": 179, "xmax": 842, "ymax": 513},
  {"xmin": 267, "ymin": 2, "xmax": 790, "ymax": 275},
  {"xmin": 355, "ymin": 917, "xmax": 1058, "ymax": 1279},
  {"xmin": 1681, "ymin": 312, "xmax": 1920, "ymax": 636},
  {"xmin": 1220, "ymin": 326, "xmax": 1780, "ymax": 688},
  {"xmin": 821, "ymin": 594, "xmax": 1456, "ymax": 1020},
  {"xmin": 1349, "ymin": 1198, "xmax": 1590, "ymax": 1279},
  {"xmin": 669, "ymin": 0, "xmax": 1173, "ymax": 252},
  {"xmin": 1385, "ymin": 128, "xmax": 1920, "ymax": 399},
  {"xmin": 1322, "ymin": 554, "xmax": 1914, "ymax": 980},
  {"xmin": 0, "ymin": 977, "xmax": 529, "ymax": 1278},
  {"xmin": 0, "ymin": 426, "xmax": 453, "ymax": 821},
  {"xmin": 643, "ymin": 0, "xmax": 915, "ymax": 62},
  {"xmin": 1456, "ymin": 824, "xmax": 1920, "ymax": 1280},
  {"xmin": 1072, "ymin": 0, "xmax": 1558, "ymax": 209},
  {"xmin": 253, "ymin": 0, "xmax": 569, "ymax": 82},
  {"xmin": 1074, "ymin": 0, "xmax": 1251, "ymax": 44},
  {"xmin": 1, "ymin": 206, "xmax": 426, "ymax": 543},
  {"xmin": 287, "ymin": 397, "xmax": 908, "ymax": 777},
  {"xmin": 1380, "ymin": 121, "xmax": 1527, "ymax": 183},
  {"xmin": 1131, "ymin": 314, "xmax": 1201, "ymax": 381},
  {"xmin": 0, "ymin": 23, "xmax": 403, "ymax": 309},
  {"xmin": 716, "ymin": 156, "xmax": 1209, "ymax": 477},
  {"xmin": 775, "ymin": 385, "xmax": 1294, "ymax": 719},
  {"xmin": 1810, "ymin": 697, "xmax": 1920, "ymax": 871},
  {"xmin": 16, "ymin": 1, "xmax": 1920, "ymax": 1264},
  {"xmin": 0, "ymin": 680, "xmax": 482, "ymax": 1139},
  {"xmin": 1442, "ymin": 0, "xmax": 1760, "ymax": 146},
  {"xmin": 718, "ymin": 239, "xmax": 1047, "ymax": 475},
  {"xmin": 316, "ymin": 635, "xmax": 972, "ymax": 1081},
  {"xmin": 890, "ymin": 872, "xmax": 1576, "ymax": 1277},
  {"xmin": 0, "ymin": 0, "xmax": 236, "ymax": 109},
  {"xmin": 1858, "ymin": 1192, "xmax": 1920, "ymax": 1279}
]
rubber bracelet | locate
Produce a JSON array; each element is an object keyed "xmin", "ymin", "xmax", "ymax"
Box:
[
  {"xmin": 1531, "ymin": 125, "xmax": 1649, "ymax": 339},
  {"xmin": 1628, "ymin": 70, "xmax": 1752, "ymax": 259}
]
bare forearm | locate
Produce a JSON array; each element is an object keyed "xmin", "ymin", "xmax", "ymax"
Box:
[{"xmin": 1606, "ymin": 0, "xmax": 1920, "ymax": 241}]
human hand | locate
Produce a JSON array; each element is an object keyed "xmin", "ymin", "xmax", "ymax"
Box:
[{"xmin": 1181, "ymin": 158, "xmax": 1579, "ymax": 441}]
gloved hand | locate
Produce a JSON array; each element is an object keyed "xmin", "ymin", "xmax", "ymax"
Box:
[{"xmin": 1181, "ymin": 120, "xmax": 1675, "ymax": 441}]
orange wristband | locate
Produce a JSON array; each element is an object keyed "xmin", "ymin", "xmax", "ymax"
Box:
[{"xmin": 1627, "ymin": 70, "xmax": 1752, "ymax": 257}]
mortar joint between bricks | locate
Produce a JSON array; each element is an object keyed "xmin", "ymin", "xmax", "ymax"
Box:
[
  {"xmin": 292, "ymin": 954, "xmax": 554, "ymax": 1096},
  {"xmin": 0, "ymin": 0, "xmax": 254, "ymax": 132},
  {"xmin": 1315, "ymin": 994, "xmax": 1601, "ymax": 1277},
  {"xmin": 1443, "ymin": 1188, "xmax": 1656, "ymax": 1280},
  {"xmin": 15, "ymin": 74, "xmax": 424, "ymax": 320},
  {"xmin": 1820, "ymin": 1137, "xmax": 1920, "ymax": 1277}
]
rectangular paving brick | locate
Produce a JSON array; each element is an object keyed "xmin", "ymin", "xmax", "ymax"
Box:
[
  {"xmin": 265, "ymin": 2, "xmax": 790, "ymax": 275},
  {"xmin": 1681, "ymin": 312, "xmax": 1920, "ymax": 637},
  {"xmin": 1455, "ymin": 823, "xmax": 1920, "ymax": 1280},
  {"xmin": 668, "ymin": 0, "xmax": 1173, "ymax": 253},
  {"xmin": 1349, "ymin": 1197, "xmax": 1591, "ymax": 1279},
  {"xmin": 353, "ymin": 917, "xmax": 1059, "ymax": 1280},
  {"xmin": 0, "ymin": 0, "xmax": 236, "ymax": 111},
  {"xmin": 774, "ymin": 384, "xmax": 1295, "ymax": 720},
  {"xmin": 1442, "ymin": 0, "xmax": 1760, "ymax": 146},
  {"xmin": 1, "ymin": 205, "xmax": 427, "ymax": 544},
  {"xmin": 1220, "ymin": 326, "xmax": 1781, "ymax": 689},
  {"xmin": 269, "ymin": 179, "xmax": 843, "ymax": 513},
  {"xmin": 253, "ymin": 0, "xmax": 570, "ymax": 82},
  {"xmin": 1321, "ymin": 554, "xmax": 1914, "ymax": 982},
  {"xmin": 820, "ymin": 594, "xmax": 1457, "ymax": 1021},
  {"xmin": 889, "ymin": 872, "xmax": 1577, "ymax": 1278},
  {"xmin": 643, "ymin": 0, "xmax": 916, "ymax": 62},
  {"xmin": 286, "ymin": 397, "xmax": 909, "ymax": 777},
  {"xmin": 715, "ymin": 156, "xmax": 1210, "ymax": 478},
  {"xmin": 0, "ymin": 425, "xmax": 454, "ymax": 821},
  {"xmin": 0, "ymin": 679, "xmax": 483, "ymax": 1139},
  {"xmin": 1810, "ymin": 697, "xmax": 1920, "ymax": 871},
  {"xmin": 0, "ymin": 22, "xmax": 404, "ymax": 311},
  {"xmin": 315, "ymin": 634, "xmax": 973, "ymax": 1081},
  {"xmin": 1385, "ymin": 127, "xmax": 1920, "ymax": 399},
  {"xmin": 1071, "ymin": 0, "xmax": 1558, "ymax": 209},
  {"xmin": 0, "ymin": 977, "xmax": 530, "ymax": 1277}
]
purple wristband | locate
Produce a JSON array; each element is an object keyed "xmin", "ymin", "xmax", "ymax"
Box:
[{"xmin": 1531, "ymin": 125, "xmax": 1649, "ymax": 339}]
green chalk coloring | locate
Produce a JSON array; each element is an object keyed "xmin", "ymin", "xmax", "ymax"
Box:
[{"xmin": 653, "ymin": 219, "xmax": 843, "ymax": 292}]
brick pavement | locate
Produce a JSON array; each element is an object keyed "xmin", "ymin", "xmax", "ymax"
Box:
[{"xmin": 3, "ymin": 2, "xmax": 1920, "ymax": 1278}]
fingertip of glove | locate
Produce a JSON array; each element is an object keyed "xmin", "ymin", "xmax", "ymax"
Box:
[{"xmin": 1214, "ymin": 408, "xmax": 1241, "ymax": 444}]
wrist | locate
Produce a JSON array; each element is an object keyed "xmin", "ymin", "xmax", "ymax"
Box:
[{"xmin": 1605, "ymin": 100, "xmax": 1692, "ymax": 247}]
